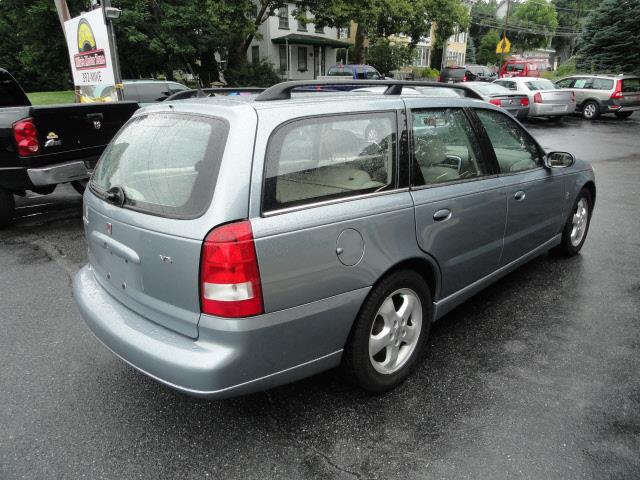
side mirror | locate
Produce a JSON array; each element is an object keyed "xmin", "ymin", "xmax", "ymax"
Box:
[{"xmin": 545, "ymin": 151, "xmax": 575, "ymax": 168}]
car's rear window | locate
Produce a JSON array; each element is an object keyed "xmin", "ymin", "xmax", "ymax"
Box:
[
  {"xmin": 622, "ymin": 78, "xmax": 640, "ymax": 92},
  {"xmin": 328, "ymin": 67, "xmax": 354, "ymax": 76},
  {"xmin": 473, "ymin": 83, "xmax": 511, "ymax": 95},
  {"xmin": 444, "ymin": 68, "xmax": 465, "ymax": 78},
  {"xmin": 91, "ymin": 113, "xmax": 228, "ymax": 219},
  {"xmin": 525, "ymin": 80, "xmax": 556, "ymax": 91}
]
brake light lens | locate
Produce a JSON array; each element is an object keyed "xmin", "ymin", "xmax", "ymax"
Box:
[
  {"xmin": 200, "ymin": 220, "xmax": 263, "ymax": 318},
  {"xmin": 533, "ymin": 92, "xmax": 542, "ymax": 104},
  {"xmin": 13, "ymin": 118, "xmax": 39, "ymax": 157},
  {"xmin": 463, "ymin": 75, "xmax": 467, "ymax": 82},
  {"xmin": 520, "ymin": 97, "xmax": 530, "ymax": 107},
  {"xmin": 490, "ymin": 99, "xmax": 502, "ymax": 106},
  {"xmin": 611, "ymin": 80, "xmax": 623, "ymax": 99}
]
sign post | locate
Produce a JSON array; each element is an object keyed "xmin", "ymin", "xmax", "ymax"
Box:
[{"xmin": 63, "ymin": 8, "xmax": 118, "ymax": 102}]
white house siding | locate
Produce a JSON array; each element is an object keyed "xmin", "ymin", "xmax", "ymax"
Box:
[{"xmin": 248, "ymin": 2, "xmax": 342, "ymax": 80}]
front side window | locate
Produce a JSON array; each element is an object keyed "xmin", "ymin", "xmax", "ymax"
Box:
[
  {"xmin": 411, "ymin": 108, "xmax": 487, "ymax": 186},
  {"xmin": 92, "ymin": 113, "xmax": 228, "ymax": 219},
  {"xmin": 475, "ymin": 109, "xmax": 542, "ymax": 174},
  {"xmin": 278, "ymin": 5, "xmax": 289, "ymax": 29},
  {"xmin": 263, "ymin": 113, "xmax": 397, "ymax": 212},
  {"xmin": 297, "ymin": 47, "xmax": 307, "ymax": 71}
]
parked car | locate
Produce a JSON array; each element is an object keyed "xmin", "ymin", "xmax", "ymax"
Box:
[
  {"xmin": 499, "ymin": 60, "xmax": 541, "ymax": 78},
  {"xmin": 439, "ymin": 66, "xmax": 471, "ymax": 83},
  {"xmin": 0, "ymin": 68, "xmax": 138, "ymax": 228},
  {"xmin": 493, "ymin": 77, "xmax": 576, "ymax": 120},
  {"xmin": 74, "ymin": 79, "xmax": 595, "ymax": 399},
  {"xmin": 323, "ymin": 64, "xmax": 384, "ymax": 80},
  {"xmin": 554, "ymin": 74, "xmax": 640, "ymax": 120},
  {"xmin": 465, "ymin": 65, "xmax": 497, "ymax": 82},
  {"xmin": 95, "ymin": 79, "xmax": 189, "ymax": 105},
  {"xmin": 460, "ymin": 81, "xmax": 530, "ymax": 119}
]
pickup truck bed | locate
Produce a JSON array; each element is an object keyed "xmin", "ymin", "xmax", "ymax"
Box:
[{"xmin": 0, "ymin": 68, "xmax": 138, "ymax": 227}]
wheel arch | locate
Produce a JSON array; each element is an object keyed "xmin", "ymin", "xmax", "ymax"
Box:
[
  {"xmin": 374, "ymin": 255, "xmax": 442, "ymax": 305},
  {"xmin": 583, "ymin": 180, "xmax": 596, "ymax": 209}
]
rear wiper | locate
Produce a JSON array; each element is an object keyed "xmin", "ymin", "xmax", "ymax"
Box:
[{"xmin": 105, "ymin": 185, "xmax": 127, "ymax": 207}]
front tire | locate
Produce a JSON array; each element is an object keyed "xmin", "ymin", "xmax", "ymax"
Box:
[
  {"xmin": 555, "ymin": 188, "xmax": 592, "ymax": 257},
  {"xmin": 342, "ymin": 270, "xmax": 432, "ymax": 393},
  {"xmin": 582, "ymin": 101, "xmax": 600, "ymax": 120},
  {"xmin": 0, "ymin": 187, "xmax": 15, "ymax": 229}
]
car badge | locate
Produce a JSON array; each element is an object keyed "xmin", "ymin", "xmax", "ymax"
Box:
[
  {"xmin": 106, "ymin": 222, "xmax": 112, "ymax": 235},
  {"xmin": 44, "ymin": 131, "xmax": 62, "ymax": 148},
  {"xmin": 509, "ymin": 99, "xmax": 514, "ymax": 105},
  {"xmin": 93, "ymin": 120, "xmax": 102, "ymax": 130},
  {"xmin": 159, "ymin": 255, "xmax": 174, "ymax": 264}
]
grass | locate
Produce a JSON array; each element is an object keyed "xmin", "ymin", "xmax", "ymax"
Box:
[{"xmin": 26, "ymin": 91, "xmax": 75, "ymax": 105}]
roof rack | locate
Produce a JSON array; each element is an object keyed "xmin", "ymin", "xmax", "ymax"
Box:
[
  {"xmin": 254, "ymin": 80, "xmax": 484, "ymax": 102},
  {"xmin": 165, "ymin": 87, "xmax": 266, "ymax": 102}
]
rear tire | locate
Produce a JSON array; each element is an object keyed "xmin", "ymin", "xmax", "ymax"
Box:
[
  {"xmin": 342, "ymin": 270, "xmax": 432, "ymax": 393},
  {"xmin": 582, "ymin": 101, "xmax": 600, "ymax": 120},
  {"xmin": 71, "ymin": 180, "xmax": 88, "ymax": 195},
  {"xmin": 554, "ymin": 188, "xmax": 592, "ymax": 257},
  {"xmin": 0, "ymin": 187, "xmax": 15, "ymax": 229},
  {"xmin": 615, "ymin": 111, "xmax": 633, "ymax": 119}
]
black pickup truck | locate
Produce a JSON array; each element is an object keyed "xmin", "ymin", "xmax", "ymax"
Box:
[{"xmin": 0, "ymin": 68, "xmax": 138, "ymax": 227}]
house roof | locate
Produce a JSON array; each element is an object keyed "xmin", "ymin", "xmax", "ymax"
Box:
[{"xmin": 272, "ymin": 33, "xmax": 351, "ymax": 49}]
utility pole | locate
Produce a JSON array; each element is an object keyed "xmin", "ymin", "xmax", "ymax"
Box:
[{"xmin": 500, "ymin": 0, "xmax": 511, "ymax": 73}]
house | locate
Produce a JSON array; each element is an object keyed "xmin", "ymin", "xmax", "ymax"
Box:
[
  {"xmin": 444, "ymin": 27, "xmax": 469, "ymax": 67},
  {"xmin": 247, "ymin": 2, "xmax": 350, "ymax": 80}
]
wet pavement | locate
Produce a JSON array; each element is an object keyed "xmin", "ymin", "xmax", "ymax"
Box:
[{"xmin": 1, "ymin": 115, "xmax": 639, "ymax": 479}]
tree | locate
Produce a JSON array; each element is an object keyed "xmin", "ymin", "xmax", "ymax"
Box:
[
  {"xmin": 299, "ymin": 0, "xmax": 469, "ymax": 64},
  {"xmin": 576, "ymin": 0, "xmax": 640, "ymax": 73},
  {"xmin": 552, "ymin": 0, "xmax": 600, "ymax": 63},
  {"xmin": 466, "ymin": 35, "xmax": 477, "ymax": 64},
  {"xmin": 366, "ymin": 38, "xmax": 416, "ymax": 75},
  {"xmin": 469, "ymin": 0, "xmax": 499, "ymax": 45},
  {"xmin": 476, "ymin": 29, "xmax": 501, "ymax": 65},
  {"xmin": 510, "ymin": 0, "xmax": 558, "ymax": 52}
]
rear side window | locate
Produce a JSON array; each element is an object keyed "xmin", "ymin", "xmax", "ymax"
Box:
[
  {"xmin": 622, "ymin": 78, "xmax": 640, "ymax": 92},
  {"xmin": 476, "ymin": 109, "xmax": 542, "ymax": 173},
  {"xmin": 0, "ymin": 72, "xmax": 30, "ymax": 107},
  {"xmin": 411, "ymin": 108, "xmax": 487, "ymax": 186},
  {"xmin": 92, "ymin": 113, "xmax": 229, "ymax": 219},
  {"xmin": 263, "ymin": 112, "xmax": 396, "ymax": 212},
  {"xmin": 573, "ymin": 78, "xmax": 592, "ymax": 89},
  {"xmin": 591, "ymin": 78, "xmax": 614, "ymax": 90}
]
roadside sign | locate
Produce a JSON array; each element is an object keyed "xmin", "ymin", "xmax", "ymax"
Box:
[
  {"xmin": 64, "ymin": 9, "xmax": 116, "ymax": 102},
  {"xmin": 496, "ymin": 37, "xmax": 511, "ymax": 54}
]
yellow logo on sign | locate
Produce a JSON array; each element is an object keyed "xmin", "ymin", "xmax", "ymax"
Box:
[{"xmin": 496, "ymin": 37, "xmax": 511, "ymax": 54}]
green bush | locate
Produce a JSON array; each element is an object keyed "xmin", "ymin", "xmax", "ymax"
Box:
[
  {"xmin": 542, "ymin": 59, "xmax": 576, "ymax": 80},
  {"xmin": 225, "ymin": 60, "xmax": 280, "ymax": 88},
  {"xmin": 412, "ymin": 67, "xmax": 440, "ymax": 79}
]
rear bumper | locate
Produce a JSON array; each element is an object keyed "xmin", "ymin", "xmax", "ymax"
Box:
[
  {"xmin": 27, "ymin": 160, "xmax": 90, "ymax": 186},
  {"xmin": 529, "ymin": 103, "xmax": 573, "ymax": 117},
  {"xmin": 73, "ymin": 265, "xmax": 368, "ymax": 399}
]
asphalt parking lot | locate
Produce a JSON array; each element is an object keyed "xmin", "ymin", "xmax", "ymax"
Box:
[{"xmin": 1, "ymin": 115, "xmax": 639, "ymax": 480}]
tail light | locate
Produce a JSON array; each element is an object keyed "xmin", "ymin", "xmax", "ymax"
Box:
[
  {"xmin": 490, "ymin": 99, "xmax": 502, "ymax": 106},
  {"xmin": 520, "ymin": 97, "xmax": 530, "ymax": 107},
  {"xmin": 611, "ymin": 80, "xmax": 623, "ymax": 99},
  {"xmin": 200, "ymin": 220, "xmax": 263, "ymax": 318},
  {"xmin": 533, "ymin": 92, "xmax": 542, "ymax": 104},
  {"xmin": 462, "ymin": 75, "xmax": 467, "ymax": 82},
  {"xmin": 13, "ymin": 118, "xmax": 39, "ymax": 157}
]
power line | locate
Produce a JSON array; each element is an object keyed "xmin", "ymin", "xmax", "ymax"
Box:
[{"xmin": 470, "ymin": 19, "xmax": 582, "ymax": 36}]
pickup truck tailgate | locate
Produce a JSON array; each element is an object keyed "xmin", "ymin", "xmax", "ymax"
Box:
[{"xmin": 26, "ymin": 101, "xmax": 138, "ymax": 167}]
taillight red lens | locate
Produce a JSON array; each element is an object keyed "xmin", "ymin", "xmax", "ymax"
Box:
[
  {"xmin": 463, "ymin": 75, "xmax": 467, "ymax": 82},
  {"xmin": 520, "ymin": 97, "xmax": 529, "ymax": 107},
  {"xmin": 533, "ymin": 92, "xmax": 542, "ymax": 104},
  {"xmin": 13, "ymin": 118, "xmax": 39, "ymax": 157},
  {"xmin": 611, "ymin": 80, "xmax": 623, "ymax": 99},
  {"xmin": 490, "ymin": 99, "xmax": 502, "ymax": 106},
  {"xmin": 200, "ymin": 220, "xmax": 263, "ymax": 318}
]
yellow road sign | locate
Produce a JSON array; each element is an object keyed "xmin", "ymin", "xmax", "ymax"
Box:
[{"xmin": 496, "ymin": 37, "xmax": 511, "ymax": 54}]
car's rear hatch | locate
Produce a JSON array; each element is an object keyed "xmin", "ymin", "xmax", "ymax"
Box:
[
  {"xmin": 618, "ymin": 78, "xmax": 640, "ymax": 108},
  {"xmin": 85, "ymin": 108, "xmax": 251, "ymax": 338}
]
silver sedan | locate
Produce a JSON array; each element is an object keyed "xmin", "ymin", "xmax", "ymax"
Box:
[{"xmin": 493, "ymin": 77, "xmax": 577, "ymax": 119}]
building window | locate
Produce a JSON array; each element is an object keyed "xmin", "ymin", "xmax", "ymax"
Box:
[
  {"xmin": 338, "ymin": 27, "xmax": 348, "ymax": 39},
  {"xmin": 279, "ymin": 45, "xmax": 288, "ymax": 74},
  {"xmin": 298, "ymin": 47, "xmax": 307, "ymax": 71},
  {"xmin": 278, "ymin": 5, "xmax": 289, "ymax": 29},
  {"xmin": 251, "ymin": 45, "xmax": 260, "ymax": 64},
  {"xmin": 315, "ymin": 24, "xmax": 324, "ymax": 34}
]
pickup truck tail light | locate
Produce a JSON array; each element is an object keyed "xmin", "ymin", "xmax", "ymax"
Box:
[
  {"xmin": 200, "ymin": 220, "xmax": 264, "ymax": 318},
  {"xmin": 610, "ymin": 80, "xmax": 623, "ymax": 99},
  {"xmin": 533, "ymin": 92, "xmax": 543, "ymax": 104},
  {"xmin": 520, "ymin": 97, "xmax": 530, "ymax": 107},
  {"xmin": 13, "ymin": 118, "xmax": 39, "ymax": 157}
]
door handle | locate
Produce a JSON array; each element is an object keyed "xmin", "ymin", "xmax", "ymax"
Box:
[
  {"xmin": 514, "ymin": 191, "xmax": 526, "ymax": 201},
  {"xmin": 433, "ymin": 209, "xmax": 452, "ymax": 222}
]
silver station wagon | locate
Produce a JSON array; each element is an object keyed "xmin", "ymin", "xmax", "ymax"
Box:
[{"xmin": 74, "ymin": 80, "xmax": 596, "ymax": 399}]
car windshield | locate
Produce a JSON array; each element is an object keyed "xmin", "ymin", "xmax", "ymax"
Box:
[
  {"xmin": 92, "ymin": 113, "xmax": 229, "ymax": 219},
  {"xmin": 525, "ymin": 79, "xmax": 556, "ymax": 91},
  {"xmin": 473, "ymin": 83, "xmax": 511, "ymax": 95}
]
